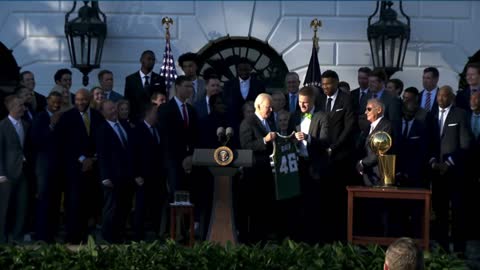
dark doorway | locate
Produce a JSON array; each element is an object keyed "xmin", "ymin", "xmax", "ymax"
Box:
[
  {"xmin": 0, "ymin": 41, "xmax": 21, "ymax": 118},
  {"xmin": 196, "ymin": 36, "xmax": 289, "ymax": 90}
]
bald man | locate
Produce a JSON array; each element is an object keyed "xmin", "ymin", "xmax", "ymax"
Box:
[
  {"xmin": 55, "ymin": 88, "xmax": 104, "ymax": 244},
  {"xmin": 428, "ymin": 85, "xmax": 472, "ymax": 253}
]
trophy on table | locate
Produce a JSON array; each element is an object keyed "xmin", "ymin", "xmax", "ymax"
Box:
[{"xmin": 369, "ymin": 131, "xmax": 396, "ymax": 187}]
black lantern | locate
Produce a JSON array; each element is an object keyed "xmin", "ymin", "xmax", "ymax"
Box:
[
  {"xmin": 65, "ymin": 1, "xmax": 107, "ymax": 86},
  {"xmin": 367, "ymin": 1, "xmax": 410, "ymax": 78}
]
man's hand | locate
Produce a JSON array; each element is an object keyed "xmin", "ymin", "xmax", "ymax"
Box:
[
  {"xmin": 294, "ymin": 132, "xmax": 307, "ymax": 141},
  {"xmin": 0, "ymin": 176, "xmax": 8, "ymax": 184},
  {"xmin": 182, "ymin": 155, "xmax": 193, "ymax": 174},
  {"xmin": 102, "ymin": 179, "xmax": 114, "ymax": 188},
  {"xmin": 82, "ymin": 158, "xmax": 94, "ymax": 172},
  {"xmin": 356, "ymin": 161, "xmax": 364, "ymax": 175},
  {"xmin": 135, "ymin": 177, "xmax": 144, "ymax": 186},
  {"xmin": 264, "ymin": 132, "xmax": 276, "ymax": 143}
]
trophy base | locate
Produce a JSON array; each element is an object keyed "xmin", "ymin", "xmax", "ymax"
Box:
[{"xmin": 372, "ymin": 184, "xmax": 397, "ymax": 189}]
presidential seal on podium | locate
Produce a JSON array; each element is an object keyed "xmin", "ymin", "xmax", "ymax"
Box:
[{"xmin": 214, "ymin": 146, "xmax": 234, "ymax": 166}]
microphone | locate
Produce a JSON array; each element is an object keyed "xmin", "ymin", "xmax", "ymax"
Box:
[
  {"xmin": 216, "ymin": 127, "xmax": 226, "ymax": 142},
  {"xmin": 226, "ymin": 127, "xmax": 234, "ymax": 138}
]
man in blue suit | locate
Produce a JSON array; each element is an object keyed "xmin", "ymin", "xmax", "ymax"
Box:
[
  {"xmin": 194, "ymin": 74, "xmax": 221, "ymax": 121},
  {"xmin": 30, "ymin": 91, "xmax": 63, "ymax": 242},
  {"xmin": 98, "ymin": 70, "xmax": 123, "ymax": 102}
]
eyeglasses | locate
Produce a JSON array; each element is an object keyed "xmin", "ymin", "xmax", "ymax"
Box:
[{"xmin": 366, "ymin": 107, "xmax": 373, "ymax": 112}]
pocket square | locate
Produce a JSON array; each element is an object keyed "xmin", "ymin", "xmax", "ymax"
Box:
[
  {"xmin": 335, "ymin": 108, "xmax": 344, "ymax": 112},
  {"xmin": 448, "ymin": 123, "xmax": 458, "ymax": 127}
]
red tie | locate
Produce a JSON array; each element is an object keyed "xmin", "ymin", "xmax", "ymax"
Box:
[{"xmin": 182, "ymin": 104, "xmax": 189, "ymax": 128}]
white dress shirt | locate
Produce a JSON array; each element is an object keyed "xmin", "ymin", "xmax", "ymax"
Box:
[
  {"xmin": 206, "ymin": 96, "xmax": 211, "ymax": 115},
  {"xmin": 326, "ymin": 89, "xmax": 339, "ymax": 112},
  {"xmin": 298, "ymin": 108, "xmax": 314, "ymax": 157},
  {"xmin": 8, "ymin": 115, "xmax": 25, "ymax": 148},
  {"xmin": 139, "ymin": 70, "xmax": 153, "ymax": 87},
  {"xmin": 369, "ymin": 116, "xmax": 384, "ymax": 135},
  {"xmin": 239, "ymin": 77, "xmax": 251, "ymax": 100},
  {"xmin": 437, "ymin": 104, "xmax": 452, "ymax": 135}
]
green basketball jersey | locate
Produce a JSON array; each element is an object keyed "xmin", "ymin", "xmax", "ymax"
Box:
[{"xmin": 270, "ymin": 133, "xmax": 301, "ymax": 200}]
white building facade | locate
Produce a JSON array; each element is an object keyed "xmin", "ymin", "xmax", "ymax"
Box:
[{"xmin": 1, "ymin": 1, "xmax": 479, "ymax": 95}]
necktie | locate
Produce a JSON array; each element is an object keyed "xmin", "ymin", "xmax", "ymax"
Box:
[
  {"xmin": 326, "ymin": 97, "xmax": 333, "ymax": 113},
  {"xmin": 473, "ymin": 115, "xmax": 480, "ymax": 138},
  {"xmin": 359, "ymin": 90, "xmax": 368, "ymax": 112},
  {"xmin": 403, "ymin": 120, "xmax": 409, "ymax": 138},
  {"xmin": 82, "ymin": 112, "xmax": 90, "ymax": 136},
  {"xmin": 182, "ymin": 104, "xmax": 189, "ymax": 128},
  {"xmin": 15, "ymin": 121, "xmax": 25, "ymax": 148},
  {"xmin": 439, "ymin": 109, "xmax": 446, "ymax": 135},
  {"xmin": 114, "ymin": 122, "xmax": 127, "ymax": 147},
  {"xmin": 425, "ymin": 92, "xmax": 432, "ymax": 111},
  {"xmin": 192, "ymin": 81, "xmax": 197, "ymax": 101},
  {"xmin": 144, "ymin": 76, "xmax": 150, "ymax": 88},
  {"xmin": 289, "ymin": 95, "xmax": 296, "ymax": 112},
  {"xmin": 151, "ymin": 126, "xmax": 160, "ymax": 144},
  {"xmin": 262, "ymin": 119, "xmax": 271, "ymax": 132}
]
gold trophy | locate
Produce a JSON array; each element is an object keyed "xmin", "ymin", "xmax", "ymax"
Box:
[{"xmin": 369, "ymin": 131, "xmax": 396, "ymax": 187}]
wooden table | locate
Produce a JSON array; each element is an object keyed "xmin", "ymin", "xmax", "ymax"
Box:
[
  {"xmin": 346, "ymin": 186, "xmax": 431, "ymax": 250},
  {"xmin": 170, "ymin": 203, "xmax": 195, "ymax": 247}
]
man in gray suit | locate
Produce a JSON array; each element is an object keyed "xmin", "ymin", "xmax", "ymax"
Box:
[
  {"xmin": 0, "ymin": 95, "xmax": 29, "ymax": 243},
  {"xmin": 177, "ymin": 52, "xmax": 205, "ymax": 104}
]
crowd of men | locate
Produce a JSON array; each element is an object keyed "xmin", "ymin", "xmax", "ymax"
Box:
[{"xmin": 0, "ymin": 50, "xmax": 479, "ymax": 254}]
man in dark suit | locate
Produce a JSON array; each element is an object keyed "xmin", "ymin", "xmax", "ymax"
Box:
[
  {"xmin": 356, "ymin": 99, "xmax": 393, "ymax": 186},
  {"xmin": 418, "ymin": 67, "xmax": 439, "ymax": 113},
  {"xmin": 133, "ymin": 103, "xmax": 166, "ymax": 240},
  {"xmin": 0, "ymin": 95, "xmax": 29, "ymax": 243},
  {"xmin": 269, "ymin": 92, "xmax": 287, "ymax": 130},
  {"xmin": 98, "ymin": 70, "xmax": 123, "ymax": 102},
  {"xmin": 367, "ymin": 69, "xmax": 402, "ymax": 125},
  {"xmin": 20, "ymin": 71, "xmax": 47, "ymax": 113},
  {"xmin": 158, "ymin": 75, "xmax": 198, "ymax": 196},
  {"xmin": 54, "ymin": 68, "xmax": 75, "ymax": 105},
  {"xmin": 284, "ymin": 72, "xmax": 301, "ymax": 113},
  {"xmin": 176, "ymin": 52, "xmax": 206, "ymax": 105},
  {"xmin": 194, "ymin": 74, "xmax": 221, "ymax": 121},
  {"xmin": 456, "ymin": 62, "xmax": 480, "ymax": 113},
  {"xmin": 55, "ymin": 89, "xmax": 103, "ymax": 244},
  {"xmin": 351, "ymin": 67, "xmax": 372, "ymax": 115},
  {"xmin": 465, "ymin": 91, "xmax": 480, "ymax": 240},
  {"xmin": 429, "ymin": 85, "xmax": 472, "ymax": 252},
  {"xmin": 287, "ymin": 86, "xmax": 329, "ymax": 243},
  {"xmin": 224, "ymin": 58, "xmax": 266, "ymax": 128},
  {"xmin": 124, "ymin": 50, "xmax": 166, "ymax": 121},
  {"xmin": 30, "ymin": 91, "xmax": 63, "ymax": 242},
  {"xmin": 317, "ymin": 70, "xmax": 356, "ymax": 242},
  {"xmin": 239, "ymin": 93, "xmax": 277, "ymax": 243},
  {"xmin": 96, "ymin": 100, "xmax": 135, "ymax": 243}
]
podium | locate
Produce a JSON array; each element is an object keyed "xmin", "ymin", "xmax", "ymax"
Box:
[{"xmin": 192, "ymin": 148, "xmax": 252, "ymax": 245}]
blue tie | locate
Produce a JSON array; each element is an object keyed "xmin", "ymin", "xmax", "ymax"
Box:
[
  {"xmin": 289, "ymin": 94, "xmax": 296, "ymax": 112},
  {"xmin": 115, "ymin": 122, "xmax": 128, "ymax": 147}
]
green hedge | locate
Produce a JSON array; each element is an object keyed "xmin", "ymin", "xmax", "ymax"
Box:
[{"xmin": 0, "ymin": 238, "xmax": 467, "ymax": 270}]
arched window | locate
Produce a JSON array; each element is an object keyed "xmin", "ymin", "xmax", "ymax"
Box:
[{"xmin": 196, "ymin": 36, "xmax": 289, "ymax": 90}]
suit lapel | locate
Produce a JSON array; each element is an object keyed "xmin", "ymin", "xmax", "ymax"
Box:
[
  {"xmin": 135, "ymin": 72, "xmax": 144, "ymax": 91},
  {"xmin": 441, "ymin": 108, "xmax": 454, "ymax": 138},
  {"xmin": 308, "ymin": 113, "xmax": 318, "ymax": 135},
  {"xmin": 5, "ymin": 119, "xmax": 22, "ymax": 149}
]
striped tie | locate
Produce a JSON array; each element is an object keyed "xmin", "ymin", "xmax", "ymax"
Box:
[{"xmin": 425, "ymin": 92, "xmax": 432, "ymax": 111}]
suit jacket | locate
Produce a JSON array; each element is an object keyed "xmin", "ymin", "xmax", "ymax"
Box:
[
  {"xmin": 194, "ymin": 96, "xmax": 209, "ymax": 121},
  {"xmin": 368, "ymin": 90, "xmax": 402, "ymax": 123},
  {"xmin": 284, "ymin": 93, "xmax": 301, "ymax": 113},
  {"xmin": 34, "ymin": 92, "xmax": 47, "ymax": 113},
  {"xmin": 133, "ymin": 121, "xmax": 164, "ymax": 180},
  {"xmin": 55, "ymin": 107, "xmax": 103, "ymax": 178},
  {"xmin": 30, "ymin": 111, "xmax": 58, "ymax": 178},
  {"xmin": 317, "ymin": 90, "xmax": 356, "ymax": 161},
  {"xmin": 455, "ymin": 87, "xmax": 472, "ymax": 113},
  {"xmin": 224, "ymin": 76, "xmax": 265, "ymax": 124},
  {"xmin": 419, "ymin": 89, "xmax": 438, "ymax": 114},
  {"xmin": 288, "ymin": 110, "xmax": 329, "ymax": 179},
  {"xmin": 429, "ymin": 106, "xmax": 472, "ymax": 172},
  {"xmin": 124, "ymin": 71, "xmax": 166, "ymax": 120},
  {"xmin": 0, "ymin": 117, "xmax": 28, "ymax": 181},
  {"xmin": 359, "ymin": 117, "xmax": 393, "ymax": 186},
  {"xmin": 239, "ymin": 114, "xmax": 275, "ymax": 168},
  {"xmin": 466, "ymin": 112, "xmax": 480, "ymax": 182},
  {"xmin": 106, "ymin": 90, "xmax": 123, "ymax": 102},
  {"xmin": 351, "ymin": 88, "xmax": 369, "ymax": 115},
  {"xmin": 396, "ymin": 115, "xmax": 431, "ymax": 187},
  {"xmin": 96, "ymin": 120, "xmax": 135, "ymax": 183}
]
